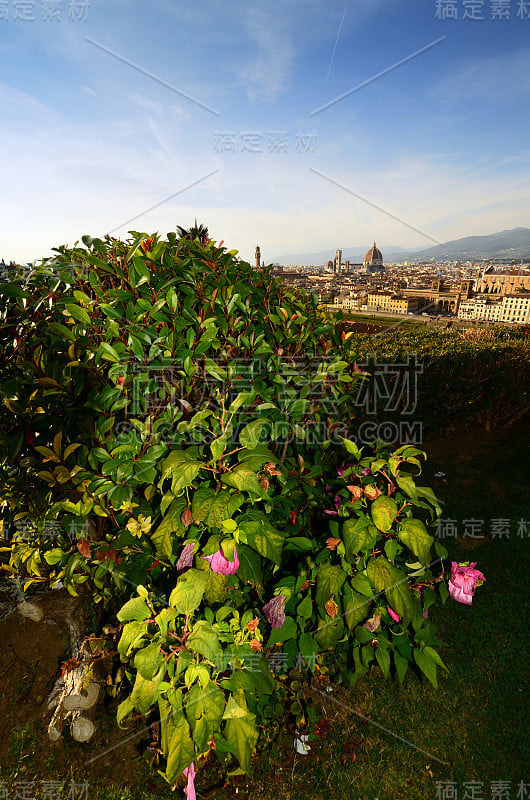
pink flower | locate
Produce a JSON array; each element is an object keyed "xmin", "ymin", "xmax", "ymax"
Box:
[
  {"xmin": 201, "ymin": 543, "xmax": 239, "ymax": 575},
  {"xmin": 324, "ymin": 495, "xmax": 341, "ymax": 516},
  {"xmin": 337, "ymin": 463, "xmax": 354, "ymax": 477},
  {"xmin": 387, "ymin": 607, "xmax": 400, "ymax": 623},
  {"xmin": 176, "ymin": 543, "xmax": 195, "ymax": 573},
  {"xmin": 263, "ymin": 595, "xmax": 287, "ymax": 629},
  {"xmin": 448, "ymin": 561, "xmax": 486, "ymax": 605},
  {"xmin": 362, "ymin": 467, "xmax": 371, "ymax": 476},
  {"xmin": 183, "ymin": 762, "xmax": 196, "ymax": 800}
]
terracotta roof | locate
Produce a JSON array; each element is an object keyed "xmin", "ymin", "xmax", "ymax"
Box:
[{"xmin": 363, "ymin": 240, "xmax": 383, "ymax": 265}]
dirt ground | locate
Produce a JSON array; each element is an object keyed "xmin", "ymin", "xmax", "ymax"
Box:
[
  {"xmin": 0, "ymin": 587, "xmax": 149, "ymax": 792},
  {"xmin": 0, "ymin": 586, "xmax": 356, "ymax": 798}
]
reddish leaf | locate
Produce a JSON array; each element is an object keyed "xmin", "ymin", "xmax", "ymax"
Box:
[
  {"xmin": 181, "ymin": 507, "xmax": 193, "ymax": 528},
  {"xmin": 77, "ymin": 537, "xmax": 91, "ymax": 558}
]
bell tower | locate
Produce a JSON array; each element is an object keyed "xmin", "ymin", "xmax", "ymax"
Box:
[{"xmin": 255, "ymin": 245, "xmax": 261, "ymax": 269}]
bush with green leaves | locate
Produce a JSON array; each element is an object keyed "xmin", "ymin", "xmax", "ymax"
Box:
[{"xmin": 0, "ymin": 231, "xmax": 457, "ymax": 790}]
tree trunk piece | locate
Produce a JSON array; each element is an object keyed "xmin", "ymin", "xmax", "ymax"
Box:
[{"xmin": 70, "ymin": 708, "xmax": 95, "ymax": 743}]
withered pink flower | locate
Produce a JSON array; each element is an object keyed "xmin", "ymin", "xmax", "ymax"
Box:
[
  {"xmin": 263, "ymin": 595, "xmax": 287, "ymax": 629},
  {"xmin": 363, "ymin": 613, "xmax": 381, "ymax": 633},
  {"xmin": 176, "ymin": 543, "xmax": 195, "ymax": 573}
]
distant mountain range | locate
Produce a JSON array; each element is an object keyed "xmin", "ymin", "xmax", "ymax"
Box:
[{"xmin": 272, "ymin": 227, "xmax": 530, "ymax": 265}]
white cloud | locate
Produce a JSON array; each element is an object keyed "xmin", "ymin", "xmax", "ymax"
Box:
[
  {"xmin": 432, "ymin": 47, "xmax": 530, "ymax": 104},
  {"xmin": 237, "ymin": 6, "xmax": 295, "ymax": 101}
]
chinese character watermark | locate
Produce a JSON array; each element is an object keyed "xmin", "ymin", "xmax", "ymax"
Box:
[
  {"xmin": 0, "ymin": 0, "xmax": 90, "ymax": 21},
  {"xmin": 213, "ymin": 130, "xmax": 317, "ymax": 154}
]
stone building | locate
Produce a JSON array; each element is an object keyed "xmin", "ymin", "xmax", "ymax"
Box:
[{"xmin": 474, "ymin": 273, "xmax": 530, "ymax": 295}]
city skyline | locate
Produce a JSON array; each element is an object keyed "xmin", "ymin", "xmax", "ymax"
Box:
[{"xmin": 1, "ymin": 0, "xmax": 530, "ymax": 263}]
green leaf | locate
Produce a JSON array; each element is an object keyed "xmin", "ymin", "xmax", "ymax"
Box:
[
  {"xmin": 228, "ymin": 391, "xmax": 254, "ymax": 413},
  {"xmin": 117, "ymin": 694, "xmax": 135, "ymax": 728},
  {"xmin": 35, "ymin": 446, "xmax": 61, "ymax": 463},
  {"xmin": 98, "ymin": 342, "xmax": 120, "ymax": 363},
  {"xmin": 169, "ymin": 569, "xmax": 208, "ymax": 616},
  {"xmin": 435, "ymin": 541, "xmax": 448, "ymax": 560},
  {"xmin": 44, "ymin": 548, "xmax": 63, "ymax": 566},
  {"xmin": 423, "ymin": 646, "xmax": 449, "ymax": 673},
  {"xmin": 315, "ymin": 563, "xmax": 346, "ymax": 606},
  {"xmin": 343, "ymin": 583, "xmax": 371, "ymax": 630},
  {"xmin": 350, "ymin": 573, "xmax": 374, "ymax": 598},
  {"xmin": 398, "ymin": 519, "xmax": 434, "ymax": 565},
  {"xmin": 117, "ymin": 596, "xmax": 151, "ymax": 622},
  {"xmin": 210, "ymin": 434, "xmax": 228, "ymax": 461},
  {"xmin": 165, "ymin": 716, "xmax": 195, "ymax": 784},
  {"xmin": 394, "ymin": 652, "xmax": 408, "ymax": 684},
  {"xmin": 99, "ymin": 303, "xmax": 123, "ymax": 321},
  {"xmin": 160, "ymin": 449, "xmax": 202, "ymax": 492},
  {"xmin": 185, "ymin": 683, "xmax": 225, "ymax": 727},
  {"xmin": 125, "ymin": 233, "xmax": 145, "ymax": 263},
  {"xmin": 131, "ymin": 670, "xmax": 162, "ymax": 714},
  {"xmin": 236, "ymin": 543, "xmax": 263, "ymax": 587},
  {"xmin": 384, "ymin": 539, "xmax": 401, "ymax": 563},
  {"xmin": 284, "ymin": 536, "xmax": 314, "ymax": 552},
  {"xmin": 221, "ymin": 464, "xmax": 264, "ymax": 495},
  {"xmin": 298, "ymin": 633, "xmax": 318, "ymax": 673},
  {"xmin": 238, "ymin": 514, "xmax": 284, "ymax": 565},
  {"xmin": 191, "ymin": 488, "xmax": 241, "ymax": 529},
  {"xmin": 170, "ymin": 462, "xmax": 202, "ymax": 493},
  {"xmin": 414, "ymin": 485, "xmax": 443, "ymax": 518},
  {"xmin": 222, "ymin": 694, "xmax": 248, "ymax": 720},
  {"xmin": 239, "ymin": 419, "xmax": 269, "ymax": 450},
  {"xmin": 395, "ymin": 474, "xmax": 418, "ymax": 501},
  {"xmin": 187, "ymin": 620, "xmax": 223, "ymax": 663},
  {"xmin": 375, "ymin": 647, "xmax": 391, "ymax": 679},
  {"xmin": 296, "ymin": 594, "xmax": 313, "ymax": 621},
  {"xmin": 117, "ymin": 621, "xmax": 147, "ymax": 658},
  {"xmin": 46, "ymin": 322, "xmax": 75, "ymax": 341},
  {"xmin": 63, "ymin": 303, "xmax": 91, "ymax": 325},
  {"xmin": 340, "ymin": 437, "xmax": 362, "ymax": 460},
  {"xmin": 204, "ymin": 570, "xmax": 228, "ymax": 605},
  {"xmin": 266, "ymin": 615, "xmax": 297, "ymax": 647},
  {"xmin": 342, "ymin": 517, "xmax": 377, "ymax": 560},
  {"xmin": 366, "ymin": 558, "xmax": 413, "ymax": 625},
  {"xmin": 129, "ymin": 334, "xmax": 145, "ymax": 361},
  {"xmin": 224, "ymin": 712, "xmax": 258, "ymax": 773},
  {"xmin": 314, "ymin": 616, "xmax": 345, "ymax": 650},
  {"xmin": 370, "ymin": 495, "xmax": 398, "ymax": 532},
  {"xmin": 414, "ymin": 649, "xmax": 438, "ymax": 688},
  {"xmin": 134, "ymin": 642, "xmax": 164, "ymax": 681},
  {"xmin": 151, "ymin": 497, "xmax": 187, "ymax": 558},
  {"xmin": 191, "ymin": 715, "xmax": 210, "ymax": 752}
]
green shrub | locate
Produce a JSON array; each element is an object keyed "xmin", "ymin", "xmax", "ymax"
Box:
[{"xmin": 0, "ymin": 232, "xmax": 454, "ymax": 789}]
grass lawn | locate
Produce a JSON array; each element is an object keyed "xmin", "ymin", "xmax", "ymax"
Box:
[{"xmin": 1, "ymin": 421, "xmax": 528, "ymax": 800}]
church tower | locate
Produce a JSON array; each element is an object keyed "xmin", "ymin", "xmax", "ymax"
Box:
[{"xmin": 255, "ymin": 245, "xmax": 261, "ymax": 269}]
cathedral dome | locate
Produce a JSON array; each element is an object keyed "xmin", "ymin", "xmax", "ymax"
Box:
[{"xmin": 363, "ymin": 240, "xmax": 383, "ymax": 266}]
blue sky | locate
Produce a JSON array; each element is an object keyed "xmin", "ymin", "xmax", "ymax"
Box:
[{"xmin": 1, "ymin": 0, "xmax": 530, "ymax": 263}]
